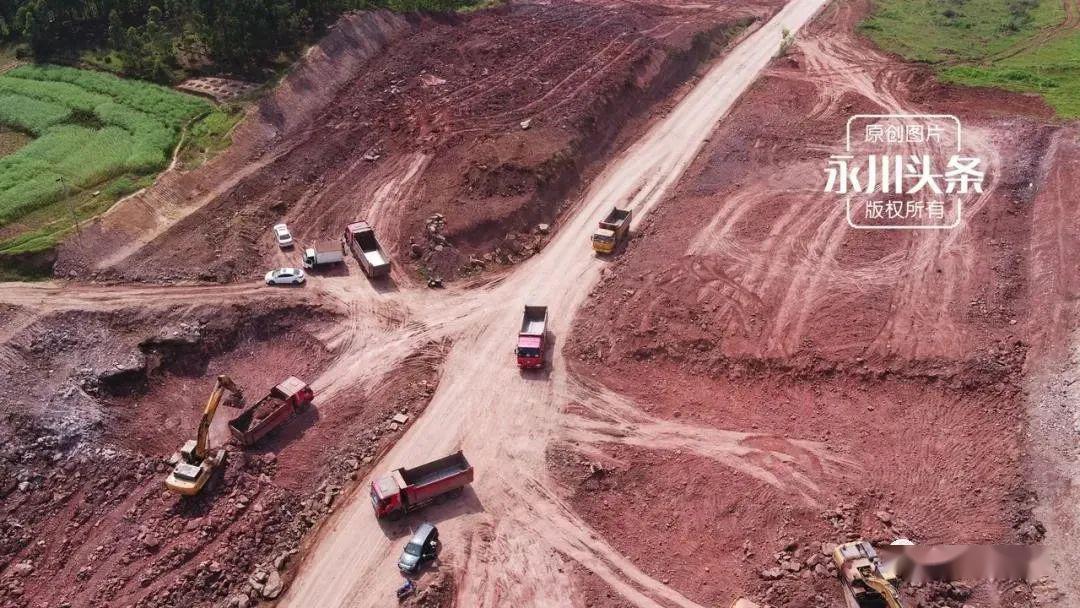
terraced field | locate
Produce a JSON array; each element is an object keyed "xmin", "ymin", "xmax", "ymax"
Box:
[{"xmin": 0, "ymin": 65, "xmax": 208, "ymax": 266}]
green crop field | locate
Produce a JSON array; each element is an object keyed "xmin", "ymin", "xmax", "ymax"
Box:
[
  {"xmin": 0, "ymin": 65, "xmax": 209, "ymax": 265},
  {"xmin": 860, "ymin": 0, "xmax": 1080, "ymax": 117}
]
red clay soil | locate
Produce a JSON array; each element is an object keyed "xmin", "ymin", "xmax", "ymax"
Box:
[
  {"xmin": 555, "ymin": 2, "xmax": 1067, "ymax": 607},
  {"xmin": 551, "ymin": 441, "xmax": 1037, "ymax": 608},
  {"xmin": 56, "ymin": 0, "xmax": 781, "ymax": 284},
  {"xmin": 0, "ymin": 303, "xmax": 448, "ymax": 608},
  {"xmin": 570, "ymin": 561, "xmax": 635, "ymax": 608}
]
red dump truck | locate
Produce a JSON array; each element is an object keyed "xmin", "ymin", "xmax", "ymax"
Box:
[
  {"xmin": 228, "ymin": 377, "xmax": 313, "ymax": 446},
  {"xmin": 370, "ymin": 451, "xmax": 474, "ymax": 519},
  {"xmin": 515, "ymin": 305, "xmax": 548, "ymax": 369}
]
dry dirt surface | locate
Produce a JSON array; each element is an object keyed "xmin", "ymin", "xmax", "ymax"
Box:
[
  {"xmin": 5, "ymin": 0, "xmax": 1080, "ymax": 607},
  {"xmin": 0, "ymin": 0, "xmax": 846, "ymax": 605},
  {"xmin": 0, "ymin": 290, "xmax": 450, "ymax": 608},
  {"xmin": 56, "ymin": 0, "xmax": 780, "ymax": 285},
  {"xmin": 558, "ymin": 0, "xmax": 1074, "ymax": 607}
]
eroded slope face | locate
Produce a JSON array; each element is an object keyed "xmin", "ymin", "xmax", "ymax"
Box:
[{"xmin": 57, "ymin": 1, "xmax": 782, "ymax": 284}]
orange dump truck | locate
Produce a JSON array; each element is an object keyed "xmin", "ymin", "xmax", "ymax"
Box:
[{"xmin": 228, "ymin": 377, "xmax": 313, "ymax": 446}]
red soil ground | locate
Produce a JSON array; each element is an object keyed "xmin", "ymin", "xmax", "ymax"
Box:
[
  {"xmin": 0, "ymin": 302, "xmax": 447, "ymax": 608},
  {"xmin": 555, "ymin": 1, "xmax": 1069, "ymax": 607},
  {"xmin": 56, "ymin": 1, "xmax": 781, "ymax": 284}
]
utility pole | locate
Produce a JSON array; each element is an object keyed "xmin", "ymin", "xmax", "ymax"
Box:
[{"xmin": 58, "ymin": 176, "xmax": 80, "ymax": 238}]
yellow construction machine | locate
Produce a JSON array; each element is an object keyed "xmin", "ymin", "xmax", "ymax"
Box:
[
  {"xmin": 164, "ymin": 375, "xmax": 242, "ymax": 496},
  {"xmin": 833, "ymin": 540, "xmax": 905, "ymax": 608}
]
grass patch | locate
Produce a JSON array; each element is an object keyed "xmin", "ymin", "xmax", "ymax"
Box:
[
  {"xmin": 0, "ymin": 64, "xmax": 208, "ymax": 229},
  {"xmin": 860, "ymin": 0, "xmax": 1063, "ymax": 62},
  {"xmin": 0, "ymin": 173, "xmax": 152, "ymax": 257},
  {"xmin": 0, "ymin": 64, "xmax": 210, "ymax": 279},
  {"xmin": 861, "ymin": 0, "xmax": 1080, "ymax": 116},
  {"xmin": 177, "ymin": 106, "xmax": 244, "ymax": 169}
]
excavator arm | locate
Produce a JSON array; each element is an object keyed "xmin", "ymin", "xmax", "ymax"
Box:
[
  {"xmin": 194, "ymin": 375, "xmax": 242, "ymax": 460},
  {"xmin": 834, "ymin": 541, "xmax": 907, "ymax": 608},
  {"xmin": 864, "ymin": 575, "xmax": 904, "ymax": 608}
]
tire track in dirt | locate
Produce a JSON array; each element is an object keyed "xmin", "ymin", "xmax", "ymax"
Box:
[
  {"xmin": 0, "ymin": 281, "xmax": 303, "ymax": 312},
  {"xmin": 280, "ymin": 1, "xmax": 832, "ymax": 605},
  {"xmin": 437, "ymin": 12, "xmax": 613, "ymax": 107},
  {"xmin": 684, "ymin": 19, "xmax": 1005, "ymax": 360},
  {"xmin": 0, "ymin": 1, "xmax": 834, "ymax": 605}
]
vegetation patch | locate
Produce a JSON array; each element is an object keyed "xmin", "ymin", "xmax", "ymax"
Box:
[
  {"xmin": 0, "ymin": 64, "xmax": 207, "ymax": 226},
  {"xmin": 2, "ymin": 1, "xmax": 486, "ymax": 84},
  {"xmin": 0, "ymin": 171, "xmax": 154, "ymax": 282},
  {"xmin": 0, "ymin": 65, "xmax": 207, "ymax": 265},
  {"xmin": 860, "ymin": 0, "xmax": 1080, "ymax": 116},
  {"xmin": 177, "ymin": 106, "xmax": 245, "ymax": 170}
]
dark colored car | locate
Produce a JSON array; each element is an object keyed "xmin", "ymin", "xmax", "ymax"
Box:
[{"xmin": 397, "ymin": 522, "xmax": 439, "ymax": 574}]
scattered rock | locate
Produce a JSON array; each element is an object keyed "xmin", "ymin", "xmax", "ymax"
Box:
[
  {"xmin": 759, "ymin": 568, "xmax": 783, "ymax": 580},
  {"xmin": 261, "ymin": 570, "xmax": 283, "ymax": 599}
]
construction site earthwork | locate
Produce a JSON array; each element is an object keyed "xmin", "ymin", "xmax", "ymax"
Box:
[{"xmin": 2, "ymin": 0, "xmax": 1080, "ymax": 607}]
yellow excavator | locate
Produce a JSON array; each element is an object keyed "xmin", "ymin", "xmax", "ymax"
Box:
[
  {"xmin": 164, "ymin": 375, "xmax": 242, "ymax": 496},
  {"xmin": 833, "ymin": 540, "xmax": 905, "ymax": 608}
]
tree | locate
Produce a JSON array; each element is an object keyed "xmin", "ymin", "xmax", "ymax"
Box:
[{"xmin": 107, "ymin": 8, "xmax": 124, "ymax": 47}]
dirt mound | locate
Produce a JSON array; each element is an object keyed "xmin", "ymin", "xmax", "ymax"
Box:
[{"xmin": 56, "ymin": 2, "xmax": 776, "ymax": 284}]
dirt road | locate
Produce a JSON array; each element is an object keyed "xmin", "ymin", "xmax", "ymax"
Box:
[{"xmin": 280, "ymin": 0, "xmax": 831, "ymax": 604}]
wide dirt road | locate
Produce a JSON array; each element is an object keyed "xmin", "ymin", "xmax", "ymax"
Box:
[{"xmin": 281, "ymin": 0, "xmax": 831, "ymax": 605}]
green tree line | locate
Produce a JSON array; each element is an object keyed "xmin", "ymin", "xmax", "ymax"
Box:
[{"xmin": 0, "ymin": 0, "xmax": 476, "ymax": 83}]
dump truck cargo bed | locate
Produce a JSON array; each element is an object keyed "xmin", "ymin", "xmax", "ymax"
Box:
[
  {"xmin": 228, "ymin": 377, "xmax": 313, "ymax": 446},
  {"xmin": 344, "ymin": 220, "xmax": 391, "ymax": 278},
  {"xmin": 400, "ymin": 451, "xmax": 473, "ymax": 487},
  {"xmin": 364, "ymin": 250, "xmax": 388, "ymax": 268},
  {"xmin": 599, "ymin": 207, "xmax": 631, "ymax": 229},
  {"xmin": 519, "ymin": 305, "xmax": 548, "ymax": 335}
]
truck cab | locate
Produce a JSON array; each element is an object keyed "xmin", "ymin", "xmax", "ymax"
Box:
[
  {"xmin": 515, "ymin": 335, "xmax": 544, "ymax": 368},
  {"xmin": 591, "ymin": 227, "xmax": 617, "ymax": 253},
  {"xmin": 370, "ymin": 472, "xmax": 404, "ymax": 518}
]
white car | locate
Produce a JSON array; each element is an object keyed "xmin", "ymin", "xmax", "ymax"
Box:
[
  {"xmin": 273, "ymin": 223, "xmax": 294, "ymax": 248},
  {"xmin": 265, "ymin": 268, "xmax": 305, "ymax": 285}
]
